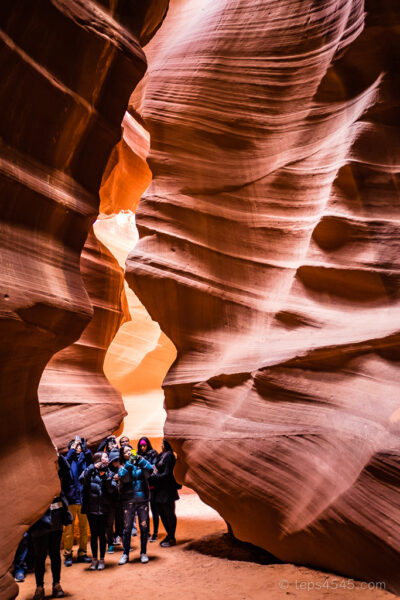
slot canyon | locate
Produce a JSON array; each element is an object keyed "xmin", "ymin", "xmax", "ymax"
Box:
[{"xmin": 0, "ymin": 1, "xmax": 399, "ymax": 599}]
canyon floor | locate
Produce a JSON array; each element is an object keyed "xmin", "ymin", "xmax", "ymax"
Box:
[{"xmin": 18, "ymin": 490, "xmax": 396, "ymax": 600}]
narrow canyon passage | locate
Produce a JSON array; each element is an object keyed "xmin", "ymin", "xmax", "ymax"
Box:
[{"xmin": 1, "ymin": 1, "xmax": 400, "ymax": 599}]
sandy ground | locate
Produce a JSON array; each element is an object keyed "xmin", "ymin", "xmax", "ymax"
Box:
[{"xmin": 18, "ymin": 490, "xmax": 396, "ymax": 600}]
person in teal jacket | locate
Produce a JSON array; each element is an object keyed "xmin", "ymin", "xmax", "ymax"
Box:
[{"xmin": 117, "ymin": 446, "xmax": 154, "ymax": 565}]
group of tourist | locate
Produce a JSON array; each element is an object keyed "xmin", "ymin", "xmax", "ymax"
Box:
[{"xmin": 13, "ymin": 435, "xmax": 181, "ymax": 599}]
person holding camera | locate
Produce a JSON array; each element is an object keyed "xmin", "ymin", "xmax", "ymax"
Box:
[
  {"xmin": 118, "ymin": 446, "xmax": 154, "ymax": 565},
  {"xmin": 63, "ymin": 436, "xmax": 92, "ymax": 566},
  {"xmin": 80, "ymin": 452, "xmax": 117, "ymax": 570},
  {"xmin": 137, "ymin": 437, "xmax": 159, "ymax": 542}
]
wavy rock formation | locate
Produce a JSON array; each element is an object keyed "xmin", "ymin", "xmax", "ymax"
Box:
[
  {"xmin": 127, "ymin": 0, "xmax": 400, "ymax": 591},
  {"xmin": 0, "ymin": 1, "xmax": 168, "ymax": 597},
  {"xmin": 39, "ymin": 227, "xmax": 129, "ymax": 452}
]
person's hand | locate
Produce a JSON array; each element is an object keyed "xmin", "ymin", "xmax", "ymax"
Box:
[
  {"xmin": 113, "ymin": 474, "xmax": 119, "ymax": 480},
  {"xmin": 94, "ymin": 462, "xmax": 102, "ymax": 469},
  {"xmin": 153, "ymin": 466, "xmax": 158, "ymax": 474}
]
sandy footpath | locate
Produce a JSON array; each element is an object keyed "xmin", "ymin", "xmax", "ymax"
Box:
[{"xmin": 18, "ymin": 490, "xmax": 396, "ymax": 600}]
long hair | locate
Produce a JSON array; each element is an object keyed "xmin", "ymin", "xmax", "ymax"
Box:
[
  {"xmin": 137, "ymin": 437, "xmax": 153, "ymax": 455},
  {"xmin": 162, "ymin": 439, "xmax": 173, "ymax": 453},
  {"xmin": 119, "ymin": 444, "xmax": 132, "ymax": 464}
]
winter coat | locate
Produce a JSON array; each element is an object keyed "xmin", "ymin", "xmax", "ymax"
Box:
[
  {"xmin": 29, "ymin": 494, "xmax": 71, "ymax": 537},
  {"xmin": 80, "ymin": 464, "xmax": 117, "ymax": 515},
  {"xmin": 118, "ymin": 456, "xmax": 154, "ymax": 503},
  {"xmin": 64, "ymin": 447, "xmax": 93, "ymax": 505},
  {"xmin": 150, "ymin": 451, "xmax": 180, "ymax": 504}
]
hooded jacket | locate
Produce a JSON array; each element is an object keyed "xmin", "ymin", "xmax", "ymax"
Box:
[
  {"xmin": 64, "ymin": 443, "xmax": 93, "ymax": 505},
  {"xmin": 80, "ymin": 464, "xmax": 117, "ymax": 515},
  {"xmin": 118, "ymin": 455, "xmax": 154, "ymax": 503}
]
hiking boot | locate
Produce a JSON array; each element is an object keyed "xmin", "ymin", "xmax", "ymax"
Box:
[
  {"xmin": 149, "ymin": 534, "xmax": 157, "ymax": 542},
  {"xmin": 77, "ymin": 554, "xmax": 91, "ymax": 564},
  {"xmin": 52, "ymin": 583, "xmax": 65, "ymax": 598},
  {"xmin": 97, "ymin": 559, "xmax": 105, "ymax": 571},
  {"xmin": 140, "ymin": 553, "xmax": 149, "ymax": 564},
  {"xmin": 107, "ymin": 545, "xmax": 114, "ymax": 554},
  {"xmin": 89, "ymin": 559, "xmax": 98, "ymax": 570},
  {"xmin": 33, "ymin": 586, "xmax": 44, "ymax": 600},
  {"xmin": 64, "ymin": 555, "xmax": 72, "ymax": 567},
  {"xmin": 160, "ymin": 538, "xmax": 176, "ymax": 547},
  {"xmin": 14, "ymin": 570, "xmax": 25, "ymax": 582},
  {"xmin": 113, "ymin": 536, "xmax": 122, "ymax": 546},
  {"xmin": 118, "ymin": 553, "xmax": 129, "ymax": 565}
]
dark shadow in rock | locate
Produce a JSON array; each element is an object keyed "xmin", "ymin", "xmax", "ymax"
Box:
[{"xmin": 184, "ymin": 533, "xmax": 281, "ymax": 565}]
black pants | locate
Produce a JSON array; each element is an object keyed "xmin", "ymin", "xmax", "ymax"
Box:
[
  {"xmin": 115, "ymin": 502, "xmax": 123, "ymax": 538},
  {"xmin": 32, "ymin": 530, "xmax": 62, "ymax": 587},
  {"xmin": 122, "ymin": 500, "xmax": 149, "ymax": 555},
  {"xmin": 87, "ymin": 514, "xmax": 107, "ymax": 559},
  {"xmin": 148, "ymin": 490, "xmax": 159, "ymax": 536},
  {"xmin": 105, "ymin": 507, "xmax": 116, "ymax": 546},
  {"xmin": 157, "ymin": 500, "xmax": 177, "ymax": 541}
]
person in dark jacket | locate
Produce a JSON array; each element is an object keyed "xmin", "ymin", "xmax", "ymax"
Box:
[
  {"xmin": 151, "ymin": 439, "xmax": 180, "ymax": 547},
  {"xmin": 81, "ymin": 452, "xmax": 117, "ymax": 570},
  {"xmin": 97, "ymin": 435, "xmax": 118, "ymax": 454},
  {"xmin": 63, "ymin": 436, "xmax": 92, "ymax": 566},
  {"xmin": 118, "ymin": 446, "xmax": 154, "ymax": 565},
  {"xmin": 137, "ymin": 437, "xmax": 159, "ymax": 541},
  {"xmin": 30, "ymin": 495, "xmax": 69, "ymax": 599},
  {"xmin": 105, "ymin": 448, "xmax": 122, "ymax": 553}
]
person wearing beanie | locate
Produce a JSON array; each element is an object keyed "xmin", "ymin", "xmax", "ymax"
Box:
[
  {"xmin": 150, "ymin": 439, "xmax": 181, "ymax": 547},
  {"xmin": 80, "ymin": 452, "xmax": 118, "ymax": 571},
  {"xmin": 117, "ymin": 446, "xmax": 154, "ymax": 565},
  {"xmin": 62, "ymin": 436, "xmax": 92, "ymax": 566},
  {"xmin": 137, "ymin": 437, "xmax": 159, "ymax": 541}
]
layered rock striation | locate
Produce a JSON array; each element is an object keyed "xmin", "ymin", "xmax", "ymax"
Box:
[
  {"xmin": 39, "ymin": 228, "xmax": 129, "ymax": 452},
  {"xmin": 127, "ymin": 0, "xmax": 400, "ymax": 591},
  {"xmin": 0, "ymin": 1, "xmax": 168, "ymax": 597}
]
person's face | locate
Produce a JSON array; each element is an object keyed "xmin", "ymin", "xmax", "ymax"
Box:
[
  {"xmin": 75, "ymin": 443, "xmax": 82, "ymax": 454},
  {"xmin": 123, "ymin": 447, "xmax": 131, "ymax": 460},
  {"xmin": 120, "ymin": 437, "xmax": 129, "ymax": 447},
  {"xmin": 139, "ymin": 441, "xmax": 147, "ymax": 453},
  {"xmin": 108, "ymin": 440, "xmax": 117, "ymax": 451},
  {"xmin": 101, "ymin": 453, "xmax": 109, "ymax": 467}
]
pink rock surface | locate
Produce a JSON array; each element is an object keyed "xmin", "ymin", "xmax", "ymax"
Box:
[
  {"xmin": 0, "ymin": 2, "xmax": 168, "ymax": 597},
  {"xmin": 39, "ymin": 228, "xmax": 128, "ymax": 451},
  {"xmin": 127, "ymin": 0, "xmax": 400, "ymax": 592}
]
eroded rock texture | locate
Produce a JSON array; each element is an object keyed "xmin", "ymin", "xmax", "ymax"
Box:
[
  {"xmin": 39, "ymin": 228, "xmax": 129, "ymax": 452},
  {"xmin": 127, "ymin": 0, "xmax": 400, "ymax": 591},
  {"xmin": 0, "ymin": 1, "xmax": 168, "ymax": 597}
]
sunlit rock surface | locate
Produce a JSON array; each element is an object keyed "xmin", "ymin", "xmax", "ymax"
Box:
[
  {"xmin": 0, "ymin": 1, "xmax": 168, "ymax": 597},
  {"xmin": 39, "ymin": 228, "xmax": 129, "ymax": 451},
  {"xmin": 127, "ymin": 0, "xmax": 400, "ymax": 592},
  {"xmin": 94, "ymin": 212, "xmax": 176, "ymax": 440},
  {"xmin": 100, "ymin": 112, "xmax": 151, "ymax": 215}
]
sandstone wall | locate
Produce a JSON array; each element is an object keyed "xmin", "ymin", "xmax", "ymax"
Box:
[
  {"xmin": 39, "ymin": 228, "xmax": 129, "ymax": 452},
  {"xmin": 0, "ymin": 1, "xmax": 168, "ymax": 597},
  {"xmin": 127, "ymin": 0, "xmax": 400, "ymax": 592}
]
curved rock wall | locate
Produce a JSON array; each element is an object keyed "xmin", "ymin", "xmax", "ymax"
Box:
[
  {"xmin": 39, "ymin": 227, "xmax": 129, "ymax": 452},
  {"xmin": 127, "ymin": 0, "xmax": 400, "ymax": 591},
  {"xmin": 0, "ymin": 1, "xmax": 168, "ymax": 597}
]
